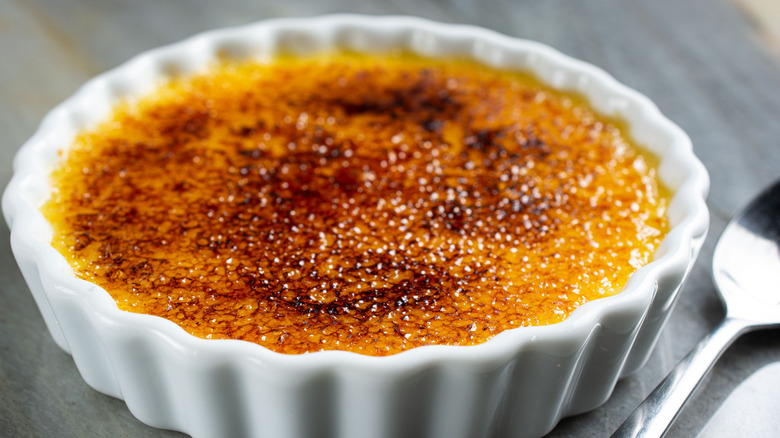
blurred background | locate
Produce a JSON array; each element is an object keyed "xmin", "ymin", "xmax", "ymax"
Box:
[{"xmin": 2, "ymin": 1, "xmax": 780, "ymax": 437}]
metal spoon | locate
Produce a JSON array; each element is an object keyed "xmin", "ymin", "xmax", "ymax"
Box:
[{"xmin": 612, "ymin": 179, "xmax": 780, "ymax": 438}]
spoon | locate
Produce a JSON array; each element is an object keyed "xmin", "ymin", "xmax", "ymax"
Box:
[{"xmin": 612, "ymin": 179, "xmax": 780, "ymax": 438}]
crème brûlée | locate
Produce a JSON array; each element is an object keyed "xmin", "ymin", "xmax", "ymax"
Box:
[{"xmin": 42, "ymin": 53, "xmax": 668, "ymax": 356}]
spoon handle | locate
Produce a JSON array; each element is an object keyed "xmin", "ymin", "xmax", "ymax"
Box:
[{"xmin": 611, "ymin": 317, "xmax": 751, "ymax": 438}]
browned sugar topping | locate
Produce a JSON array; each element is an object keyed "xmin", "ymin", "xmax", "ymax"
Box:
[{"xmin": 44, "ymin": 54, "xmax": 668, "ymax": 356}]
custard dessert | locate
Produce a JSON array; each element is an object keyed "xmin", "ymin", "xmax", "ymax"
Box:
[{"xmin": 42, "ymin": 53, "xmax": 668, "ymax": 356}]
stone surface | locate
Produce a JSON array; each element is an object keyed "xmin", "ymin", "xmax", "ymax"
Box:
[
  {"xmin": 697, "ymin": 362, "xmax": 780, "ymax": 438},
  {"xmin": 2, "ymin": 0, "xmax": 779, "ymax": 437}
]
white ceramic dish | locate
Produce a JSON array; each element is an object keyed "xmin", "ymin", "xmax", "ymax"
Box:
[{"xmin": 2, "ymin": 15, "xmax": 709, "ymax": 438}]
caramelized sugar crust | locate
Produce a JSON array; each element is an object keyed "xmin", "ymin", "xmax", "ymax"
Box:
[{"xmin": 43, "ymin": 54, "xmax": 668, "ymax": 356}]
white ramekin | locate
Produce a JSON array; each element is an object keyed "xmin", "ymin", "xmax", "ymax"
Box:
[{"xmin": 2, "ymin": 15, "xmax": 709, "ymax": 438}]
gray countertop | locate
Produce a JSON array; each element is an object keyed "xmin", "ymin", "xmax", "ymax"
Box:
[{"xmin": 2, "ymin": 0, "xmax": 780, "ymax": 437}]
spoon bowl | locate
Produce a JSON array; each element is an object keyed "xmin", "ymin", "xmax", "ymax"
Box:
[
  {"xmin": 613, "ymin": 179, "xmax": 780, "ymax": 437},
  {"xmin": 713, "ymin": 182, "xmax": 780, "ymax": 324}
]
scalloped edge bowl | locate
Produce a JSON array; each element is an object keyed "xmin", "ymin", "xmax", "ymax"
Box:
[{"xmin": 2, "ymin": 14, "xmax": 709, "ymax": 438}]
